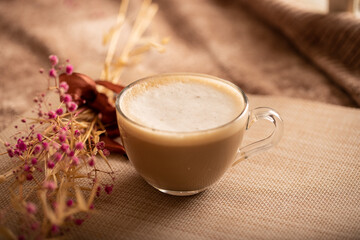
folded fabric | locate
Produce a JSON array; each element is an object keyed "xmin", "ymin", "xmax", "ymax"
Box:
[{"xmin": 239, "ymin": 0, "xmax": 360, "ymax": 105}]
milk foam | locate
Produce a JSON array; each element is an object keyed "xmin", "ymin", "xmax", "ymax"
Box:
[{"xmin": 120, "ymin": 76, "xmax": 243, "ymax": 132}]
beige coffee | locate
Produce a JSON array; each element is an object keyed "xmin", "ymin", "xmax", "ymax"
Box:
[{"xmin": 116, "ymin": 74, "xmax": 248, "ymax": 192}]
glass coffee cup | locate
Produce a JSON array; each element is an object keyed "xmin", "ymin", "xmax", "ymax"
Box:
[{"xmin": 115, "ymin": 73, "xmax": 283, "ymax": 196}]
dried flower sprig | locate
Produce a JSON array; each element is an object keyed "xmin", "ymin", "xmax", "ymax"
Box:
[
  {"xmin": 0, "ymin": 57, "xmax": 114, "ymax": 239},
  {"xmin": 0, "ymin": 0, "xmax": 167, "ymax": 238},
  {"xmin": 100, "ymin": 0, "xmax": 168, "ymax": 96}
]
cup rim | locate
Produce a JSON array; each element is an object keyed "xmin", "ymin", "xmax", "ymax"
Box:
[{"xmin": 115, "ymin": 72, "xmax": 249, "ymax": 134}]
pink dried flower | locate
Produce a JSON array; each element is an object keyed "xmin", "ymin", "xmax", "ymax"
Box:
[
  {"xmin": 96, "ymin": 141, "xmax": 105, "ymax": 150},
  {"xmin": 88, "ymin": 157, "xmax": 95, "ymax": 167},
  {"xmin": 103, "ymin": 149, "xmax": 110, "ymax": 157},
  {"xmin": 14, "ymin": 149, "xmax": 20, "ymax": 156},
  {"xmin": 54, "ymin": 152, "xmax": 62, "ymax": 162},
  {"xmin": 96, "ymin": 186, "xmax": 101, "ymax": 197},
  {"xmin": 67, "ymin": 150, "xmax": 75, "ymax": 157},
  {"xmin": 7, "ymin": 148, "xmax": 14, "ymax": 158},
  {"xmin": 67, "ymin": 102, "xmax": 78, "ymax": 112},
  {"xmin": 58, "ymin": 134, "xmax": 66, "ymax": 143},
  {"xmin": 60, "ymin": 143, "xmax": 69, "ymax": 152},
  {"xmin": 104, "ymin": 184, "xmax": 113, "ymax": 194},
  {"xmin": 42, "ymin": 142, "xmax": 49, "ymax": 151},
  {"xmin": 66, "ymin": 199, "xmax": 73, "ymax": 207},
  {"xmin": 47, "ymin": 160, "xmax": 55, "ymax": 169},
  {"xmin": 49, "ymin": 68, "xmax": 57, "ymax": 78},
  {"xmin": 26, "ymin": 202, "xmax": 37, "ymax": 214},
  {"xmin": 62, "ymin": 94, "xmax": 72, "ymax": 103},
  {"xmin": 74, "ymin": 218, "xmax": 84, "ymax": 225},
  {"xmin": 33, "ymin": 144, "xmax": 42, "ymax": 154},
  {"xmin": 56, "ymin": 108, "xmax": 63, "ymax": 115},
  {"xmin": 89, "ymin": 203, "xmax": 94, "ymax": 209},
  {"xmin": 53, "ymin": 126, "xmax": 59, "ymax": 132},
  {"xmin": 72, "ymin": 156, "xmax": 80, "ymax": 165},
  {"xmin": 31, "ymin": 157, "xmax": 38, "ymax": 165},
  {"xmin": 74, "ymin": 130, "xmax": 81, "ymax": 137},
  {"xmin": 48, "ymin": 111, "xmax": 56, "ymax": 119},
  {"xmin": 44, "ymin": 181, "xmax": 57, "ymax": 191},
  {"xmin": 59, "ymin": 81, "xmax": 69, "ymax": 92},
  {"xmin": 26, "ymin": 174, "xmax": 33, "ymax": 181},
  {"xmin": 23, "ymin": 164, "xmax": 31, "ymax": 172},
  {"xmin": 17, "ymin": 139, "xmax": 27, "ymax": 152},
  {"xmin": 51, "ymin": 224, "xmax": 59, "ymax": 234},
  {"xmin": 39, "ymin": 68, "xmax": 44, "ymax": 74},
  {"xmin": 49, "ymin": 55, "xmax": 59, "ymax": 66},
  {"xmin": 21, "ymin": 119, "xmax": 26, "ymax": 123},
  {"xmin": 75, "ymin": 142, "xmax": 84, "ymax": 150},
  {"xmin": 66, "ymin": 64, "xmax": 73, "ymax": 75}
]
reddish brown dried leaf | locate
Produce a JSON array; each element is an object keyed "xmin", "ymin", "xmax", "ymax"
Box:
[
  {"xmin": 88, "ymin": 93, "xmax": 116, "ymax": 125},
  {"xmin": 96, "ymin": 80, "xmax": 125, "ymax": 93},
  {"xmin": 105, "ymin": 125, "xmax": 120, "ymax": 138},
  {"xmin": 60, "ymin": 72, "xmax": 124, "ymax": 146},
  {"xmin": 59, "ymin": 72, "xmax": 97, "ymax": 104},
  {"xmin": 100, "ymin": 135, "xmax": 126, "ymax": 155}
]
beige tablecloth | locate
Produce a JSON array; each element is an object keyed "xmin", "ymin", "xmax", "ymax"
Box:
[
  {"xmin": 1, "ymin": 95, "xmax": 359, "ymax": 239},
  {"xmin": 1, "ymin": 0, "xmax": 360, "ymax": 238}
]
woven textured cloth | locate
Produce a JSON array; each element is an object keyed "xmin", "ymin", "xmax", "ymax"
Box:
[
  {"xmin": 1, "ymin": 95, "xmax": 359, "ymax": 239},
  {"xmin": 1, "ymin": 0, "xmax": 360, "ymax": 238}
]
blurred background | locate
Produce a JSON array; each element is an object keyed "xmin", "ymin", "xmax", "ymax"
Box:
[{"xmin": 0, "ymin": 0, "xmax": 359, "ymax": 130}]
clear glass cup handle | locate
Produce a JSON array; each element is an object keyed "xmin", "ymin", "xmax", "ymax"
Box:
[{"xmin": 233, "ymin": 107, "xmax": 284, "ymax": 166}]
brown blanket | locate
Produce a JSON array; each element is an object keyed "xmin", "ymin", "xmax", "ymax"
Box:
[{"xmin": 0, "ymin": 0, "xmax": 359, "ymax": 130}]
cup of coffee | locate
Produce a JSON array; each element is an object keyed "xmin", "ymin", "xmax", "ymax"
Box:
[{"xmin": 115, "ymin": 73, "xmax": 283, "ymax": 196}]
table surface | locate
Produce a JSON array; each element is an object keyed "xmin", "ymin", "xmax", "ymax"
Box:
[
  {"xmin": 1, "ymin": 94, "xmax": 359, "ymax": 239},
  {"xmin": 0, "ymin": 0, "xmax": 359, "ymax": 238}
]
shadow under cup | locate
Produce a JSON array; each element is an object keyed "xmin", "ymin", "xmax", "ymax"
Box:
[{"xmin": 115, "ymin": 73, "xmax": 282, "ymax": 196}]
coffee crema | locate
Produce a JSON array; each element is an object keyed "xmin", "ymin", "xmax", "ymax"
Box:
[{"xmin": 120, "ymin": 76, "xmax": 244, "ymax": 132}]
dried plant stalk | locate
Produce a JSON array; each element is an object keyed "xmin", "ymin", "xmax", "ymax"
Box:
[
  {"xmin": 0, "ymin": 76, "xmax": 115, "ymax": 239},
  {"xmin": 0, "ymin": 0, "xmax": 168, "ymax": 238},
  {"xmin": 100, "ymin": 0, "xmax": 168, "ymax": 96}
]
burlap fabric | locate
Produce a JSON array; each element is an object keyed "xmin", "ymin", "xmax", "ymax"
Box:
[
  {"xmin": 1, "ymin": 0, "xmax": 360, "ymax": 238},
  {"xmin": 1, "ymin": 95, "xmax": 359, "ymax": 239}
]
